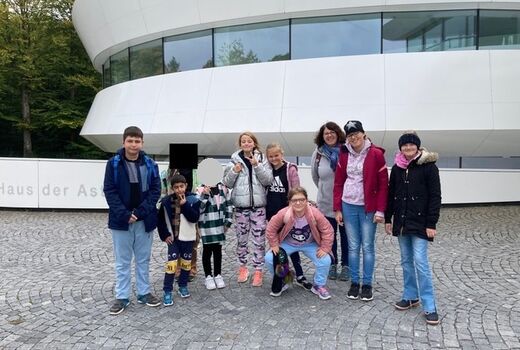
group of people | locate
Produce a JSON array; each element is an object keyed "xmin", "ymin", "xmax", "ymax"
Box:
[{"xmin": 103, "ymin": 122, "xmax": 442, "ymax": 326}]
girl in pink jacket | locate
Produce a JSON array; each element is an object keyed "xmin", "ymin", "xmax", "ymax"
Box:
[{"xmin": 265, "ymin": 186, "xmax": 334, "ymax": 300}]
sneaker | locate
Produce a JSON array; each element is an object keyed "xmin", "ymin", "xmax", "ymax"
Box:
[
  {"xmin": 178, "ymin": 286, "xmax": 191, "ymax": 298},
  {"xmin": 136, "ymin": 293, "xmax": 161, "ymax": 307},
  {"xmin": 328, "ymin": 265, "xmax": 337, "ymax": 280},
  {"xmin": 338, "ymin": 266, "xmax": 350, "ymax": 281},
  {"xmin": 360, "ymin": 285, "xmax": 373, "ymax": 301},
  {"xmin": 311, "ymin": 285, "xmax": 331, "ymax": 300},
  {"xmin": 252, "ymin": 270, "xmax": 263, "ymax": 287},
  {"xmin": 294, "ymin": 276, "xmax": 312, "ymax": 291},
  {"xmin": 205, "ymin": 275, "xmax": 216, "ymax": 290},
  {"xmin": 237, "ymin": 266, "xmax": 249, "ymax": 283},
  {"xmin": 214, "ymin": 274, "xmax": 226, "ymax": 289},
  {"xmin": 163, "ymin": 292, "xmax": 173, "ymax": 306},
  {"xmin": 425, "ymin": 311, "xmax": 440, "ymax": 325},
  {"xmin": 109, "ymin": 299, "xmax": 130, "ymax": 315},
  {"xmin": 270, "ymin": 283, "xmax": 289, "ymax": 297},
  {"xmin": 395, "ymin": 299, "xmax": 420, "ymax": 310},
  {"xmin": 347, "ymin": 283, "xmax": 360, "ymax": 299}
]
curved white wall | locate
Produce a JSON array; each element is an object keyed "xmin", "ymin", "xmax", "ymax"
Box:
[
  {"xmin": 80, "ymin": 50, "xmax": 520, "ymax": 157},
  {"xmin": 72, "ymin": 0, "xmax": 520, "ymax": 70}
]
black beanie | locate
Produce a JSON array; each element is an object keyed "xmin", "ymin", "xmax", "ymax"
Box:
[
  {"xmin": 398, "ymin": 133, "xmax": 421, "ymax": 149},
  {"xmin": 344, "ymin": 120, "xmax": 364, "ymax": 136}
]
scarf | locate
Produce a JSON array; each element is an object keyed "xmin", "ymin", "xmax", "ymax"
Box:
[
  {"xmin": 395, "ymin": 151, "xmax": 421, "ymax": 169},
  {"xmin": 170, "ymin": 195, "xmax": 181, "ymax": 238},
  {"xmin": 321, "ymin": 144, "xmax": 340, "ymax": 171}
]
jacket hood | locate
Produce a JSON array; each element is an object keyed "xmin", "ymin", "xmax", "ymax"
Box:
[
  {"xmin": 417, "ymin": 148, "xmax": 439, "ymax": 165},
  {"xmin": 231, "ymin": 149, "xmax": 263, "ymax": 163}
]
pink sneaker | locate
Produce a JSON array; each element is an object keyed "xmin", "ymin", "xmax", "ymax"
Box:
[
  {"xmin": 237, "ymin": 266, "xmax": 249, "ymax": 283},
  {"xmin": 252, "ymin": 270, "xmax": 263, "ymax": 287},
  {"xmin": 311, "ymin": 285, "xmax": 331, "ymax": 300}
]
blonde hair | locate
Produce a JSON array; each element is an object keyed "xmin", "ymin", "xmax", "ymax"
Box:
[
  {"xmin": 237, "ymin": 131, "xmax": 260, "ymax": 151},
  {"xmin": 265, "ymin": 142, "xmax": 284, "ymax": 156}
]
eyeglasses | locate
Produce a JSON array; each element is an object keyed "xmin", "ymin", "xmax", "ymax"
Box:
[
  {"xmin": 347, "ymin": 132, "xmax": 362, "ymax": 139},
  {"xmin": 290, "ymin": 198, "xmax": 307, "ymax": 204},
  {"xmin": 323, "ymin": 131, "xmax": 336, "ymax": 136}
]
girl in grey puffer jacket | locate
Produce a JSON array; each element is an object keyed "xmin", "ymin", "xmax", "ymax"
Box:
[{"xmin": 222, "ymin": 132, "xmax": 273, "ymax": 287}]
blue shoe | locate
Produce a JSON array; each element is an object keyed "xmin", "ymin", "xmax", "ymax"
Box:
[
  {"xmin": 163, "ymin": 292, "xmax": 173, "ymax": 306},
  {"xmin": 178, "ymin": 286, "xmax": 191, "ymax": 298}
]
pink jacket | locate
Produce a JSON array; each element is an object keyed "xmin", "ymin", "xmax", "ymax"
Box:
[{"xmin": 266, "ymin": 205, "xmax": 334, "ymax": 253}]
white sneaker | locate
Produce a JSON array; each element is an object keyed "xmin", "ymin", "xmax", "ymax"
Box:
[
  {"xmin": 270, "ymin": 284, "xmax": 289, "ymax": 297},
  {"xmin": 214, "ymin": 274, "xmax": 226, "ymax": 289},
  {"xmin": 205, "ymin": 275, "xmax": 216, "ymax": 290}
]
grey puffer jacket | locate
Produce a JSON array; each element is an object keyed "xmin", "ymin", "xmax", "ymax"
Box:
[{"xmin": 222, "ymin": 149, "xmax": 273, "ymax": 209}]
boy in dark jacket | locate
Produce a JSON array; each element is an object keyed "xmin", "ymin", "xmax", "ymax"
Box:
[
  {"xmin": 103, "ymin": 126, "xmax": 161, "ymax": 315},
  {"xmin": 157, "ymin": 174, "xmax": 201, "ymax": 305}
]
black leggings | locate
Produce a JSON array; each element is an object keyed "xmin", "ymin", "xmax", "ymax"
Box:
[{"xmin": 202, "ymin": 244, "xmax": 222, "ymax": 277}]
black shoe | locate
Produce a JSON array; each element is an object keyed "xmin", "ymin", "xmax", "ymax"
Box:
[
  {"xmin": 109, "ymin": 299, "xmax": 130, "ymax": 315},
  {"xmin": 347, "ymin": 283, "xmax": 360, "ymax": 299},
  {"xmin": 360, "ymin": 285, "xmax": 373, "ymax": 301},
  {"xmin": 395, "ymin": 299, "xmax": 420, "ymax": 310},
  {"xmin": 425, "ymin": 311, "xmax": 440, "ymax": 325},
  {"xmin": 295, "ymin": 276, "xmax": 312, "ymax": 291},
  {"xmin": 137, "ymin": 293, "xmax": 161, "ymax": 307}
]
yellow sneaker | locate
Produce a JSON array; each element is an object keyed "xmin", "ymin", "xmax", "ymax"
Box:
[
  {"xmin": 252, "ymin": 270, "xmax": 263, "ymax": 287},
  {"xmin": 237, "ymin": 266, "xmax": 249, "ymax": 283}
]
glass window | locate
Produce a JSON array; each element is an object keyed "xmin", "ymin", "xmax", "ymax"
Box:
[
  {"xmin": 164, "ymin": 30, "xmax": 213, "ymax": 73},
  {"xmin": 292, "ymin": 14, "xmax": 381, "ymax": 59},
  {"xmin": 102, "ymin": 58, "xmax": 111, "ymax": 88},
  {"xmin": 130, "ymin": 39, "xmax": 163, "ymax": 80},
  {"xmin": 383, "ymin": 10, "xmax": 476, "ymax": 53},
  {"xmin": 110, "ymin": 49, "xmax": 129, "ymax": 85},
  {"xmin": 214, "ymin": 20, "xmax": 289, "ymax": 67},
  {"xmin": 479, "ymin": 10, "xmax": 520, "ymax": 49}
]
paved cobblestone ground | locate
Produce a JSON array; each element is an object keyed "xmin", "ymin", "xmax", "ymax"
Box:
[{"xmin": 1, "ymin": 206, "xmax": 519, "ymax": 349}]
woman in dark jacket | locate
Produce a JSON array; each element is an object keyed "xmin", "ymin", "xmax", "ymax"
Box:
[{"xmin": 385, "ymin": 131, "xmax": 441, "ymax": 326}]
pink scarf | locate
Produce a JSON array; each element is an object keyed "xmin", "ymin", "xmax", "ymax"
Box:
[{"xmin": 394, "ymin": 151, "xmax": 420, "ymax": 169}]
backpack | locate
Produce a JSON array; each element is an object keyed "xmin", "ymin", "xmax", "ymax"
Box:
[{"xmin": 112, "ymin": 153, "xmax": 157, "ymax": 186}]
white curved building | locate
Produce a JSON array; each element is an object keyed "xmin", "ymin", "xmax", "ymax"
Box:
[{"xmin": 73, "ymin": 0, "xmax": 520, "ymax": 164}]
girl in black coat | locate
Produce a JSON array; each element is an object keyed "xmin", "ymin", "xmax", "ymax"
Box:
[{"xmin": 384, "ymin": 131, "xmax": 441, "ymax": 325}]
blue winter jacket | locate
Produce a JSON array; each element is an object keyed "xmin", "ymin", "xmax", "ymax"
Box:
[{"xmin": 103, "ymin": 148, "xmax": 161, "ymax": 232}]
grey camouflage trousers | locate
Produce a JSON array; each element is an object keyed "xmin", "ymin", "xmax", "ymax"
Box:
[{"xmin": 235, "ymin": 207, "xmax": 266, "ymax": 269}]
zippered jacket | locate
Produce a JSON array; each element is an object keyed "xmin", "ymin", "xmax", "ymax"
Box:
[
  {"xmin": 103, "ymin": 148, "xmax": 161, "ymax": 232},
  {"xmin": 266, "ymin": 205, "xmax": 334, "ymax": 253},
  {"xmin": 222, "ymin": 149, "xmax": 273, "ymax": 208},
  {"xmin": 333, "ymin": 143, "xmax": 388, "ymax": 214},
  {"xmin": 157, "ymin": 192, "xmax": 200, "ymax": 242},
  {"xmin": 385, "ymin": 149, "xmax": 441, "ymax": 241}
]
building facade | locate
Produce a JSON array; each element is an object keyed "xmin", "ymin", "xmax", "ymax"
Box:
[{"xmin": 73, "ymin": 0, "xmax": 520, "ymax": 167}]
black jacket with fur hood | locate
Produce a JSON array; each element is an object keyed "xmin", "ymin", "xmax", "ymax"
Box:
[{"xmin": 385, "ymin": 149, "xmax": 442, "ymax": 241}]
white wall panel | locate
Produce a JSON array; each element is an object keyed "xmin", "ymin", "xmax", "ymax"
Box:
[
  {"xmin": 80, "ymin": 51, "xmax": 520, "ymax": 157},
  {"xmin": 490, "ymin": 51, "xmax": 520, "ymax": 103},
  {"xmin": 2, "ymin": 158, "xmax": 520, "ymax": 208}
]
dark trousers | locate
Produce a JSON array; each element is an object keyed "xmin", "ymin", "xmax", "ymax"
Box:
[
  {"xmin": 163, "ymin": 240, "xmax": 194, "ymax": 291},
  {"xmin": 326, "ymin": 216, "xmax": 348, "ymax": 266},
  {"xmin": 290, "ymin": 252, "xmax": 304, "ymax": 277},
  {"xmin": 202, "ymin": 244, "xmax": 222, "ymax": 277}
]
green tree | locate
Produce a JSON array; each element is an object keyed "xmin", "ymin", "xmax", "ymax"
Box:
[
  {"xmin": 217, "ymin": 40, "xmax": 260, "ymax": 66},
  {"xmin": 0, "ymin": 0, "xmax": 104, "ymax": 158}
]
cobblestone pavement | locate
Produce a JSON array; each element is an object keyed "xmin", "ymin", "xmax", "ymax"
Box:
[{"xmin": 1, "ymin": 205, "xmax": 519, "ymax": 349}]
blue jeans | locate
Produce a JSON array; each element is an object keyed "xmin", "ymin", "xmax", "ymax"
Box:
[
  {"xmin": 343, "ymin": 202, "xmax": 376, "ymax": 286},
  {"xmin": 398, "ymin": 234, "xmax": 437, "ymax": 313},
  {"xmin": 265, "ymin": 241, "xmax": 331, "ymax": 287},
  {"xmin": 111, "ymin": 221, "xmax": 154, "ymax": 299},
  {"xmin": 326, "ymin": 216, "xmax": 348, "ymax": 266}
]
